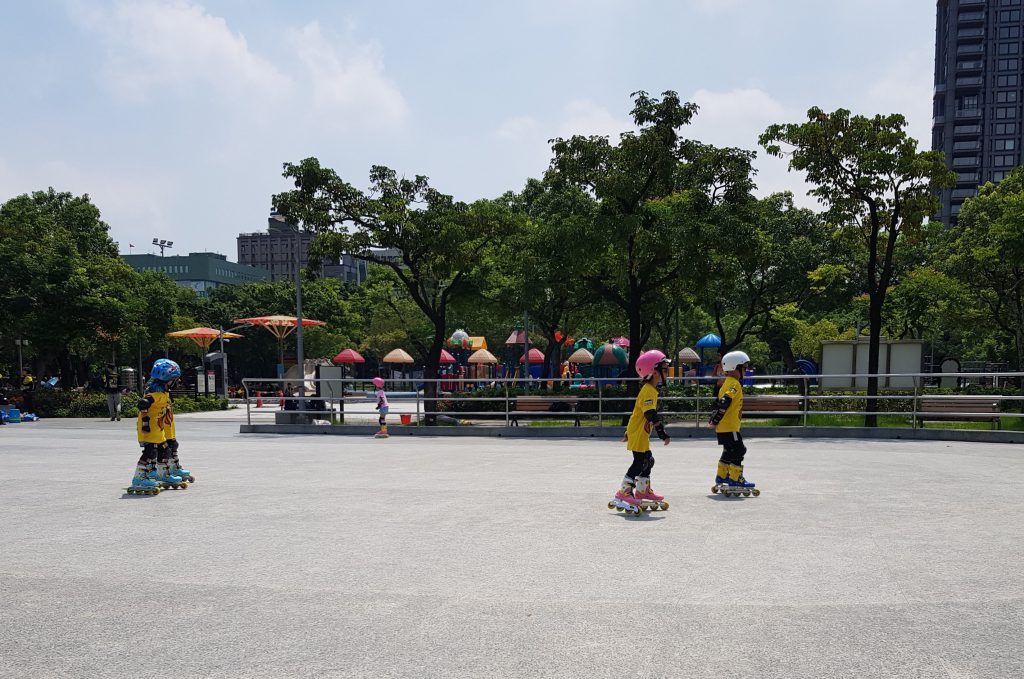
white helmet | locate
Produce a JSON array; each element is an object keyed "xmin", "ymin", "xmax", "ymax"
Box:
[{"xmin": 721, "ymin": 350, "xmax": 750, "ymax": 372}]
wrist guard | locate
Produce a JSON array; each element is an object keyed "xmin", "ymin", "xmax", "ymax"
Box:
[
  {"xmin": 710, "ymin": 395, "xmax": 732, "ymax": 425},
  {"xmin": 141, "ymin": 416, "xmax": 151, "ymax": 433}
]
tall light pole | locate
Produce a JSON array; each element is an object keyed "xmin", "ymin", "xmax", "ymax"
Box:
[
  {"xmin": 152, "ymin": 238, "xmax": 174, "ymax": 257},
  {"xmin": 15, "ymin": 338, "xmax": 28, "ymax": 376},
  {"xmin": 270, "ymin": 211, "xmax": 305, "ymax": 393}
]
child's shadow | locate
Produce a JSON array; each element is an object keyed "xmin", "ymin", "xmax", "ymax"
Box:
[{"xmin": 706, "ymin": 493, "xmax": 749, "ymax": 501}]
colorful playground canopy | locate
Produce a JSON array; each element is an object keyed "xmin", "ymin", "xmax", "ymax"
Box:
[
  {"xmin": 612, "ymin": 336, "xmax": 630, "ymax": 348},
  {"xmin": 332, "ymin": 348, "xmax": 365, "ymax": 364},
  {"xmin": 166, "ymin": 327, "xmax": 243, "ymax": 350},
  {"xmin": 678, "ymin": 347, "xmax": 700, "ymax": 363},
  {"xmin": 439, "ymin": 349, "xmax": 456, "ymax": 364},
  {"xmin": 468, "ymin": 349, "xmax": 498, "ymax": 364},
  {"xmin": 382, "ymin": 348, "xmax": 415, "ymax": 364},
  {"xmin": 567, "ymin": 348, "xmax": 594, "ymax": 364},
  {"xmin": 696, "ymin": 333, "xmax": 722, "ymax": 349},
  {"xmin": 594, "ymin": 342, "xmax": 628, "ymax": 366},
  {"xmin": 505, "ymin": 330, "xmax": 528, "ymax": 345},
  {"xmin": 519, "ymin": 347, "xmax": 545, "ymax": 363},
  {"xmin": 232, "ymin": 315, "xmax": 327, "ymax": 340}
]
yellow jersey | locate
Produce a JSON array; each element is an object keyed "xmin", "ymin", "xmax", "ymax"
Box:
[
  {"xmin": 715, "ymin": 376, "xmax": 743, "ymax": 433},
  {"xmin": 625, "ymin": 383, "xmax": 659, "ymax": 452},
  {"xmin": 137, "ymin": 388, "xmax": 173, "ymax": 444}
]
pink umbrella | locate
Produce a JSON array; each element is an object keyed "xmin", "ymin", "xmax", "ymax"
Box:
[
  {"xmin": 332, "ymin": 348, "xmax": 365, "ymax": 364},
  {"xmin": 519, "ymin": 347, "xmax": 545, "ymax": 363},
  {"xmin": 439, "ymin": 349, "xmax": 456, "ymax": 364},
  {"xmin": 612, "ymin": 336, "xmax": 630, "ymax": 348}
]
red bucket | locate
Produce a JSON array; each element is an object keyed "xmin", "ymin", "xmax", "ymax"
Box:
[{"xmin": 400, "ymin": 414, "xmax": 412, "ymax": 425}]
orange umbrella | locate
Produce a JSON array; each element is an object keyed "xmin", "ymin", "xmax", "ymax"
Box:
[
  {"xmin": 167, "ymin": 327, "xmax": 243, "ymax": 351},
  {"xmin": 382, "ymin": 348, "xmax": 415, "ymax": 364},
  {"xmin": 233, "ymin": 315, "xmax": 327, "ymax": 370}
]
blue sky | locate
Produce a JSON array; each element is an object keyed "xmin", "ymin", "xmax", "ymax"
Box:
[{"xmin": 0, "ymin": 0, "xmax": 935, "ymax": 258}]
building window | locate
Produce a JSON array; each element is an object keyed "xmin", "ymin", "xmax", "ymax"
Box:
[
  {"xmin": 999, "ymin": 42, "xmax": 1020, "ymax": 55},
  {"xmin": 994, "ymin": 139, "xmax": 1017, "ymax": 150},
  {"xmin": 997, "ymin": 90, "xmax": 1019, "ymax": 102},
  {"xmin": 997, "ymin": 106, "xmax": 1018, "ymax": 118},
  {"xmin": 952, "ymin": 156, "xmax": 980, "ymax": 167},
  {"xmin": 1001, "ymin": 9, "xmax": 1022, "ymax": 21},
  {"xmin": 998, "ymin": 75, "xmax": 1020, "ymax": 87},
  {"xmin": 998, "ymin": 58, "xmax": 1020, "ymax": 70},
  {"xmin": 994, "ymin": 154, "xmax": 1017, "ymax": 166},
  {"xmin": 994, "ymin": 171, "xmax": 1010, "ymax": 181},
  {"xmin": 1002, "ymin": 26, "xmax": 1022, "ymax": 38}
]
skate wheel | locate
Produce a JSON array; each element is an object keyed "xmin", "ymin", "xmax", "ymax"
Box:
[
  {"xmin": 127, "ymin": 489, "xmax": 135, "ymax": 495},
  {"xmin": 711, "ymin": 486, "xmax": 718, "ymax": 494},
  {"xmin": 608, "ymin": 501, "xmax": 616, "ymax": 509},
  {"xmin": 615, "ymin": 505, "xmax": 624, "ymax": 512},
  {"xmin": 743, "ymin": 490, "xmax": 751, "ymax": 497},
  {"xmin": 661, "ymin": 502, "xmax": 669, "ymax": 510},
  {"xmin": 752, "ymin": 489, "xmax": 760, "ymax": 496}
]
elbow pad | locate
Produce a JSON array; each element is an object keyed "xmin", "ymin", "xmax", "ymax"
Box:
[
  {"xmin": 710, "ymin": 395, "xmax": 733, "ymax": 425},
  {"xmin": 137, "ymin": 396, "xmax": 153, "ymax": 411}
]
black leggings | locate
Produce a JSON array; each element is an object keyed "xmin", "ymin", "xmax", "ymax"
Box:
[
  {"xmin": 625, "ymin": 451, "xmax": 654, "ymax": 480},
  {"xmin": 717, "ymin": 432, "xmax": 747, "ymax": 466}
]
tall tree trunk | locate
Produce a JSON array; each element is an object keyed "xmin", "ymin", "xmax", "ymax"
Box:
[{"xmin": 423, "ymin": 324, "xmax": 444, "ymax": 426}]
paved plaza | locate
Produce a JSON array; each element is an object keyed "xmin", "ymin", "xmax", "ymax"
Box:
[{"xmin": 1, "ymin": 417, "xmax": 1022, "ymax": 678}]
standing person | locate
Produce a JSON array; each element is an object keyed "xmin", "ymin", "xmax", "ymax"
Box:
[
  {"xmin": 609, "ymin": 350, "xmax": 672, "ymax": 515},
  {"xmin": 373, "ymin": 376, "xmax": 389, "ymax": 438},
  {"xmin": 709, "ymin": 350, "xmax": 760, "ymax": 497},
  {"xmin": 103, "ymin": 363, "xmax": 122, "ymax": 421},
  {"xmin": 20, "ymin": 369, "xmax": 35, "ymax": 414},
  {"xmin": 127, "ymin": 359, "xmax": 187, "ymax": 494}
]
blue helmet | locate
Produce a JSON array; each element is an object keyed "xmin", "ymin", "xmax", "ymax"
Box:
[{"xmin": 150, "ymin": 359, "xmax": 181, "ymax": 382}]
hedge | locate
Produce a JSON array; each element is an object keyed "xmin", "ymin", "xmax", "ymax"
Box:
[{"xmin": 21, "ymin": 390, "xmax": 229, "ymax": 419}]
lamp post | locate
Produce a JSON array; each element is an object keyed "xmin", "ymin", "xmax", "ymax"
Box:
[
  {"xmin": 217, "ymin": 324, "xmax": 251, "ymax": 400},
  {"xmin": 15, "ymin": 338, "xmax": 28, "ymax": 377},
  {"xmin": 270, "ymin": 211, "xmax": 305, "ymax": 393}
]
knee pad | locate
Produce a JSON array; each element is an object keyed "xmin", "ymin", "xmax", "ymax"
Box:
[
  {"xmin": 141, "ymin": 443, "xmax": 160, "ymax": 462},
  {"xmin": 166, "ymin": 438, "xmax": 179, "ymax": 453}
]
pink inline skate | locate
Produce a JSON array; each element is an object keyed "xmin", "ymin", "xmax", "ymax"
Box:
[
  {"xmin": 607, "ymin": 478, "xmax": 643, "ymax": 515},
  {"xmin": 633, "ymin": 476, "xmax": 669, "ymax": 511}
]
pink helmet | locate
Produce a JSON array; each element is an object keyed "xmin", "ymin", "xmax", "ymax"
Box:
[
  {"xmin": 636, "ymin": 350, "xmax": 671, "ymax": 380},
  {"xmin": 372, "ymin": 377, "xmax": 385, "ymax": 389}
]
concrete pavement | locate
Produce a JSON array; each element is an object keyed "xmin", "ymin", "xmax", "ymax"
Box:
[{"xmin": 1, "ymin": 416, "xmax": 1022, "ymax": 678}]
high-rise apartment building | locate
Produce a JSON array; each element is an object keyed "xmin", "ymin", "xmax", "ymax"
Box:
[
  {"xmin": 934, "ymin": 0, "xmax": 1024, "ymax": 224},
  {"xmin": 237, "ymin": 216, "xmax": 369, "ymax": 283}
]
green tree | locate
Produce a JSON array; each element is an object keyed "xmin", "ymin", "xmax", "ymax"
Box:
[
  {"xmin": 760, "ymin": 108, "xmax": 955, "ymax": 425},
  {"xmin": 273, "ymin": 159, "xmax": 519, "ymax": 422},
  {"xmin": 949, "ymin": 168, "xmax": 1024, "ymax": 370},
  {"xmin": 548, "ymin": 90, "xmax": 756, "ymax": 381}
]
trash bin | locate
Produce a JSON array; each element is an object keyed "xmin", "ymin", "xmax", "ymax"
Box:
[
  {"xmin": 400, "ymin": 413, "xmax": 412, "ymax": 425},
  {"xmin": 7, "ymin": 408, "xmax": 21, "ymax": 423}
]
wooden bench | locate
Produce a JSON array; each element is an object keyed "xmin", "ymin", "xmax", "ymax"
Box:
[
  {"xmin": 918, "ymin": 396, "xmax": 1001, "ymax": 429},
  {"xmin": 741, "ymin": 395, "xmax": 802, "ymax": 418},
  {"xmin": 511, "ymin": 395, "xmax": 580, "ymax": 426}
]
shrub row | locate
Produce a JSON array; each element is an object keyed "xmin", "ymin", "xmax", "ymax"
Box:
[{"xmin": 23, "ymin": 390, "xmax": 228, "ymax": 418}]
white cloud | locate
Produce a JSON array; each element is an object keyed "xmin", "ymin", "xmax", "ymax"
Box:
[
  {"xmin": 860, "ymin": 50, "xmax": 934, "ymax": 149},
  {"xmin": 496, "ymin": 115, "xmax": 540, "ymax": 141},
  {"xmin": 286, "ymin": 21, "xmax": 406, "ymax": 129},
  {"xmin": 70, "ymin": 0, "xmax": 290, "ymax": 102},
  {"xmin": 554, "ymin": 99, "xmax": 633, "ymax": 139}
]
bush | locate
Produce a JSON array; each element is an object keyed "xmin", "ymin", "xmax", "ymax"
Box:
[{"xmin": 28, "ymin": 389, "xmax": 228, "ymax": 418}]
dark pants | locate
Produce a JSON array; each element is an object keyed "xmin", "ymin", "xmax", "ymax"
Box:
[
  {"xmin": 625, "ymin": 451, "xmax": 654, "ymax": 480},
  {"xmin": 717, "ymin": 431, "xmax": 747, "ymax": 466}
]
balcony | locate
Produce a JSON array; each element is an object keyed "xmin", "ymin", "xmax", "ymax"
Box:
[
  {"xmin": 935, "ymin": 82, "xmax": 948, "ymax": 94},
  {"xmin": 959, "ymin": 0, "xmax": 984, "ymax": 6},
  {"xmin": 957, "ymin": 28, "xmax": 985, "ymax": 41},
  {"xmin": 956, "ymin": 76, "xmax": 984, "ymax": 88},
  {"xmin": 953, "ymin": 140, "xmax": 982, "ymax": 151},
  {"xmin": 957, "ymin": 172, "xmax": 980, "ymax": 184},
  {"xmin": 952, "ymin": 188, "xmax": 978, "ymax": 200},
  {"xmin": 951, "ymin": 156, "xmax": 980, "ymax": 167},
  {"xmin": 957, "ymin": 59, "xmax": 984, "ymax": 71},
  {"xmin": 955, "ymin": 108, "xmax": 982, "ymax": 119},
  {"xmin": 957, "ymin": 44, "xmax": 984, "ymax": 55},
  {"xmin": 958, "ymin": 11, "xmax": 985, "ymax": 25},
  {"xmin": 953, "ymin": 124, "xmax": 981, "ymax": 136}
]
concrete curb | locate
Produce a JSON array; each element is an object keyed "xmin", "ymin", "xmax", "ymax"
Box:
[{"xmin": 239, "ymin": 423, "xmax": 1024, "ymax": 444}]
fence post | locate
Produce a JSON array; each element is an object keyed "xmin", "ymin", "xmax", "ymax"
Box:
[
  {"xmin": 911, "ymin": 376, "xmax": 919, "ymax": 430},
  {"xmin": 802, "ymin": 376, "xmax": 809, "ymax": 428},
  {"xmin": 504, "ymin": 380, "xmax": 509, "ymax": 427},
  {"xmin": 416, "ymin": 387, "xmax": 421, "ymax": 427},
  {"xmin": 598, "ymin": 379, "xmax": 603, "ymax": 428},
  {"xmin": 695, "ymin": 379, "xmax": 701, "ymax": 428},
  {"xmin": 244, "ymin": 382, "xmax": 251, "ymax": 426}
]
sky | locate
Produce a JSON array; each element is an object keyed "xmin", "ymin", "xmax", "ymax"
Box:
[{"xmin": 0, "ymin": 0, "xmax": 937, "ymax": 258}]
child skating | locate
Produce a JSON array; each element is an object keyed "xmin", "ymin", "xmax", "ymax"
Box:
[
  {"xmin": 608, "ymin": 350, "xmax": 672, "ymax": 515},
  {"xmin": 126, "ymin": 359, "xmax": 188, "ymax": 495},
  {"xmin": 372, "ymin": 377, "xmax": 389, "ymax": 438},
  {"xmin": 709, "ymin": 350, "xmax": 760, "ymax": 497}
]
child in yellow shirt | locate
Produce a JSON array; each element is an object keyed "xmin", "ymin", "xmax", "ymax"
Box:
[
  {"xmin": 609, "ymin": 350, "xmax": 671, "ymax": 515},
  {"xmin": 709, "ymin": 350, "xmax": 760, "ymax": 497}
]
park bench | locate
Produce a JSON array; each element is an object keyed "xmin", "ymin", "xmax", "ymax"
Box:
[
  {"xmin": 917, "ymin": 396, "xmax": 1001, "ymax": 429},
  {"xmin": 510, "ymin": 395, "xmax": 580, "ymax": 427},
  {"xmin": 741, "ymin": 395, "xmax": 802, "ymax": 418}
]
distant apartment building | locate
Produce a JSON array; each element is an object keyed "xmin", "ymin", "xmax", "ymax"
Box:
[
  {"xmin": 933, "ymin": 0, "xmax": 1024, "ymax": 223},
  {"xmin": 122, "ymin": 252, "xmax": 270, "ymax": 297},
  {"xmin": 237, "ymin": 215, "xmax": 399, "ymax": 284}
]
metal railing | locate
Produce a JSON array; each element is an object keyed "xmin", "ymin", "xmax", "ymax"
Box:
[{"xmin": 241, "ymin": 372, "xmax": 1024, "ymax": 430}]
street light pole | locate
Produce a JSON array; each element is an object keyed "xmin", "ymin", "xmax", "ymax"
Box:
[
  {"xmin": 219, "ymin": 326, "xmax": 229, "ymax": 400},
  {"xmin": 294, "ymin": 226, "xmax": 305, "ymax": 395}
]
